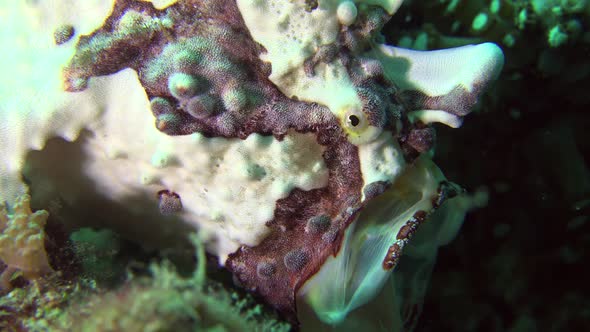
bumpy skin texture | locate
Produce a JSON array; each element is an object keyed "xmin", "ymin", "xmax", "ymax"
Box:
[
  {"xmin": 60, "ymin": 0, "xmax": 502, "ymax": 324},
  {"xmin": 64, "ymin": 0, "xmax": 335, "ymax": 138}
]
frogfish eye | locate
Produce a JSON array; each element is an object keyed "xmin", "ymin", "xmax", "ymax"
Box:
[
  {"xmin": 340, "ymin": 107, "xmax": 381, "ymax": 145},
  {"xmin": 348, "ymin": 114, "xmax": 360, "ymax": 127}
]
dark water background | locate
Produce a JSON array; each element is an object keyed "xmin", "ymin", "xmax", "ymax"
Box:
[{"xmin": 386, "ymin": 1, "xmax": 590, "ymax": 331}]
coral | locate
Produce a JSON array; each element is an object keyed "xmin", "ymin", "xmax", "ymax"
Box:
[
  {"xmin": 0, "ymin": 195, "xmax": 52, "ymax": 291},
  {"xmin": 60, "ymin": 261, "xmax": 291, "ymax": 332},
  {"xmin": 0, "ymin": 273, "xmax": 94, "ymax": 331},
  {"xmin": 0, "ymin": 234, "xmax": 291, "ymax": 331},
  {"xmin": 0, "ymin": 0, "xmax": 503, "ymax": 328}
]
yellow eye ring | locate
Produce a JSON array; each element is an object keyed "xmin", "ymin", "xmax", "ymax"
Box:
[
  {"xmin": 340, "ymin": 108, "xmax": 381, "ymax": 145},
  {"xmin": 343, "ymin": 108, "xmax": 367, "ymax": 132}
]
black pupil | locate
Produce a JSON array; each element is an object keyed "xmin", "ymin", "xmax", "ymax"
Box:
[{"xmin": 349, "ymin": 115, "xmax": 360, "ymax": 127}]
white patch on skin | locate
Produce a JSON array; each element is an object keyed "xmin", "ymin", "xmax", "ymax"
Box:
[
  {"xmin": 373, "ymin": 42, "xmax": 504, "ymax": 97},
  {"xmin": 357, "ymin": 131, "xmax": 405, "ymax": 200},
  {"xmin": 75, "ymin": 71, "xmax": 329, "ymax": 263},
  {"xmin": 140, "ymin": 0, "xmax": 179, "ymax": 9},
  {"xmin": 235, "ymin": 1, "xmax": 406, "ymax": 146},
  {"xmin": 0, "ymin": 0, "xmax": 116, "ymax": 204},
  {"xmin": 337, "ymin": 1, "xmax": 358, "ymax": 26},
  {"xmin": 362, "ymin": 0, "xmax": 404, "ymax": 15},
  {"xmin": 236, "ymin": 0, "xmax": 362, "ymax": 123},
  {"xmin": 0, "ymin": 2, "xmax": 330, "ymax": 263},
  {"xmin": 408, "ymin": 109, "xmax": 463, "ymax": 128}
]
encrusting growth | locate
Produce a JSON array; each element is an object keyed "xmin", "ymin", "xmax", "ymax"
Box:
[{"xmin": 0, "ymin": 195, "xmax": 52, "ymax": 291}]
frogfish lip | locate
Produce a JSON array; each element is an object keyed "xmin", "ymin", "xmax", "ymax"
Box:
[{"xmin": 299, "ymin": 156, "xmax": 448, "ymax": 325}]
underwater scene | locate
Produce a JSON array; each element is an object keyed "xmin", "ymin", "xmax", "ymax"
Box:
[{"xmin": 0, "ymin": 0, "xmax": 587, "ymax": 331}]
